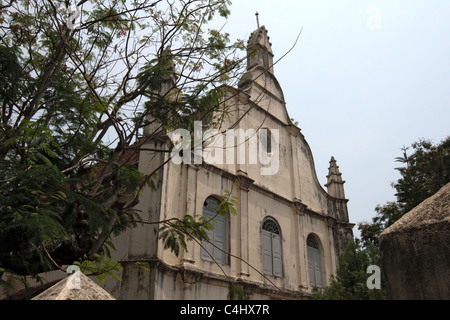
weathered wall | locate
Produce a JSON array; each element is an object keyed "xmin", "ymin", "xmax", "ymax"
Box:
[
  {"xmin": 103, "ymin": 24, "xmax": 354, "ymax": 300},
  {"xmin": 104, "ymin": 90, "xmax": 353, "ymax": 300},
  {"xmin": 379, "ymin": 182, "xmax": 450, "ymax": 300}
]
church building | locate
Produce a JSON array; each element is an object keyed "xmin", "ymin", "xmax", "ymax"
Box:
[{"xmin": 105, "ymin": 25, "xmax": 354, "ymax": 300}]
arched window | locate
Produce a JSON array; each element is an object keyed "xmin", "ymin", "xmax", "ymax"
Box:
[
  {"xmin": 261, "ymin": 217, "xmax": 282, "ymax": 277},
  {"xmin": 307, "ymin": 234, "xmax": 323, "ymax": 287},
  {"xmin": 201, "ymin": 197, "xmax": 227, "ymax": 264}
]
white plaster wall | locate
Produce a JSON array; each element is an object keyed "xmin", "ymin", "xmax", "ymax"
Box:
[{"xmin": 246, "ymin": 191, "xmax": 299, "ymax": 291}]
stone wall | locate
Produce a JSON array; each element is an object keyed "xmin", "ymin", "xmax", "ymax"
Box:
[{"xmin": 379, "ymin": 182, "xmax": 450, "ymax": 300}]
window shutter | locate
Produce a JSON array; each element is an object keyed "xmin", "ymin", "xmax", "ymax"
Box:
[
  {"xmin": 201, "ymin": 199, "xmax": 227, "ymax": 264},
  {"xmin": 307, "ymin": 244, "xmax": 323, "ymax": 287},
  {"xmin": 213, "ymin": 214, "xmax": 226, "ymax": 264},
  {"xmin": 272, "ymin": 234, "xmax": 282, "ymax": 277},
  {"xmin": 314, "ymin": 250, "xmax": 323, "ymax": 287},
  {"xmin": 307, "ymin": 246, "xmax": 316, "ymax": 286},
  {"xmin": 201, "ymin": 205, "xmax": 215, "ymax": 261},
  {"xmin": 261, "ymin": 229, "xmax": 273, "ymax": 275},
  {"xmin": 201, "ymin": 223, "xmax": 214, "ymax": 261}
]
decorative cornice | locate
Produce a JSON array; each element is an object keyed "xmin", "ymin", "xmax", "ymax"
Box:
[
  {"xmin": 122, "ymin": 257, "xmax": 308, "ymax": 300},
  {"xmin": 192, "ymin": 162, "xmax": 338, "ymax": 221},
  {"xmin": 326, "ymin": 195, "xmax": 350, "ymax": 204},
  {"xmin": 326, "ymin": 216, "xmax": 337, "ymax": 228},
  {"xmin": 293, "ymin": 199, "xmax": 307, "ymax": 216},
  {"xmin": 236, "ymin": 170, "xmax": 255, "ymax": 191},
  {"xmin": 178, "ymin": 157, "xmax": 350, "ymax": 225},
  {"xmin": 286, "ymin": 123, "xmax": 302, "ymax": 137},
  {"xmin": 305, "ymin": 209, "xmax": 326, "ymax": 221}
]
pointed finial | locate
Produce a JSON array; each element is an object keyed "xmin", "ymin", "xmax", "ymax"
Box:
[
  {"xmin": 325, "ymin": 156, "xmax": 346, "ymax": 199},
  {"xmin": 255, "ymin": 12, "xmax": 260, "ymax": 28}
]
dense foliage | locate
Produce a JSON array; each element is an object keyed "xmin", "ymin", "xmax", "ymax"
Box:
[
  {"xmin": 313, "ymin": 136, "xmax": 449, "ymax": 300},
  {"xmin": 0, "ymin": 0, "xmax": 245, "ymax": 285},
  {"xmin": 359, "ymin": 136, "xmax": 450, "ymax": 248},
  {"xmin": 311, "ymin": 240, "xmax": 386, "ymax": 300}
]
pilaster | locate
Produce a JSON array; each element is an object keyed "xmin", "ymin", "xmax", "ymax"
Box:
[
  {"xmin": 236, "ymin": 170, "xmax": 254, "ymax": 278},
  {"xmin": 182, "ymin": 164, "xmax": 200, "ymax": 265},
  {"xmin": 293, "ymin": 199, "xmax": 308, "ymax": 289},
  {"xmin": 288, "ymin": 125, "xmax": 302, "ymax": 201}
]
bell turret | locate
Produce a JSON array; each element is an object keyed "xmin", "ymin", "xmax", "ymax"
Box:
[
  {"xmin": 325, "ymin": 156, "xmax": 346, "ymax": 199},
  {"xmin": 237, "ymin": 19, "xmax": 290, "ymax": 124},
  {"xmin": 246, "ymin": 25, "xmax": 274, "ymax": 74}
]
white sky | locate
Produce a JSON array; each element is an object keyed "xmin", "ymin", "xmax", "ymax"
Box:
[{"xmin": 221, "ymin": 0, "xmax": 450, "ymax": 237}]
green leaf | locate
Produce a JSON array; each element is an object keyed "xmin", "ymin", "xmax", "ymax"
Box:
[
  {"xmin": 37, "ymin": 153, "xmax": 52, "ymax": 166},
  {"xmin": 135, "ymin": 262, "xmax": 151, "ymax": 272},
  {"xmin": 51, "ymin": 191, "xmax": 67, "ymax": 200}
]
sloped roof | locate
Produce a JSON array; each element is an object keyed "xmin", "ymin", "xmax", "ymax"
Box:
[
  {"xmin": 32, "ymin": 271, "xmax": 115, "ymax": 300},
  {"xmin": 381, "ymin": 182, "xmax": 450, "ymax": 236}
]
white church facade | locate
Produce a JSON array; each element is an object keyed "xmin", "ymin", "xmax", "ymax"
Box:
[{"xmin": 105, "ymin": 25, "xmax": 354, "ymax": 300}]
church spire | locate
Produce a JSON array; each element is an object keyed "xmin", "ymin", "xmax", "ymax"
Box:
[
  {"xmin": 237, "ymin": 22, "xmax": 290, "ymax": 124},
  {"xmin": 156, "ymin": 47, "xmax": 177, "ymax": 98},
  {"xmin": 246, "ymin": 23, "xmax": 274, "ymax": 74},
  {"xmin": 325, "ymin": 157, "xmax": 346, "ymax": 199}
]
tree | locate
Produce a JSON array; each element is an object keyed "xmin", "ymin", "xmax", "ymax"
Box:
[
  {"xmin": 0, "ymin": 0, "xmax": 247, "ymax": 286},
  {"xmin": 358, "ymin": 136, "xmax": 450, "ymax": 248},
  {"xmin": 394, "ymin": 137, "xmax": 450, "ymax": 212},
  {"xmin": 311, "ymin": 240, "xmax": 386, "ymax": 300},
  {"xmin": 358, "ymin": 201, "xmax": 403, "ymax": 250},
  {"xmin": 314, "ymin": 136, "xmax": 450, "ymax": 300}
]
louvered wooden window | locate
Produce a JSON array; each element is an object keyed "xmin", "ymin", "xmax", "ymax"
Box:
[
  {"xmin": 201, "ymin": 197, "xmax": 227, "ymax": 264},
  {"xmin": 261, "ymin": 218, "xmax": 282, "ymax": 277},
  {"xmin": 307, "ymin": 235, "xmax": 323, "ymax": 288}
]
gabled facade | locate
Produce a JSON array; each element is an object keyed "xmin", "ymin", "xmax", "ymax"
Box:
[{"xmin": 105, "ymin": 25, "xmax": 354, "ymax": 300}]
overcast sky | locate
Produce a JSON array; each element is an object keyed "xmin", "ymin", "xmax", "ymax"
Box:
[{"xmin": 220, "ymin": 0, "xmax": 450, "ymax": 236}]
